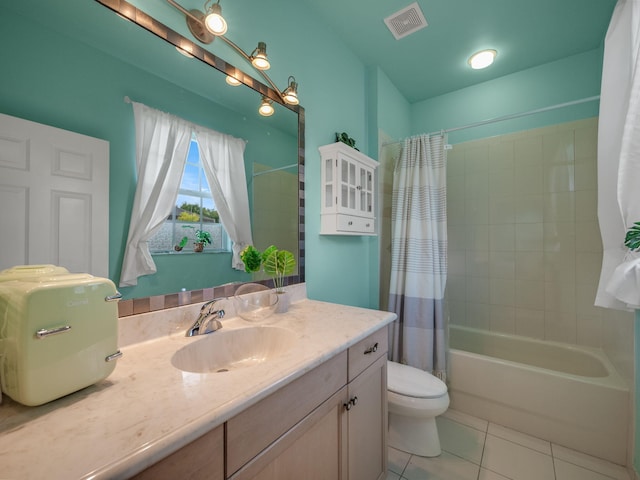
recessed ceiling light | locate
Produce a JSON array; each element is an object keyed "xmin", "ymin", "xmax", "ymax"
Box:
[{"xmin": 468, "ymin": 49, "xmax": 497, "ymax": 69}]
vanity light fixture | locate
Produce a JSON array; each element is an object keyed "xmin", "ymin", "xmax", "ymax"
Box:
[
  {"xmin": 165, "ymin": 0, "xmax": 300, "ymax": 115},
  {"xmin": 203, "ymin": 0, "xmax": 227, "ymax": 35},
  {"xmin": 282, "ymin": 76, "xmax": 299, "ymax": 106},
  {"xmin": 225, "ymin": 75, "xmax": 241, "ymax": 86},
  {"xmin": 258, "ymin": 96, "xmax": 275, "ymax": 117},
  {"xmin": 468, "ymin": 49, "xmax": 497, "ymax": 69},
  {"xmin": 250, "ymin": 42, "xmax": 270, "ymax": 70}
]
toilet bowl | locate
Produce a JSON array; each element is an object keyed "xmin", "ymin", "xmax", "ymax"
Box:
[{"xmin": 387, "ymin": 360, "xmax": 449, "ymax": 457}]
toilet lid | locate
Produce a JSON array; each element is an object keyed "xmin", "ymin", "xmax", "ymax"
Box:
[{"xmin": 387, "ymin": 361, "xmax": 447, "ymax": 398}]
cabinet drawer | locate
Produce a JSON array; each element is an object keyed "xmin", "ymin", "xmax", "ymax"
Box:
[
  {"xmin": 226, "ymin": 351, "xmax": 348, "ymax": 476},
  {"xmin": 132, "ymin": 424, "xmax": 224, "ymax": 480},
  {"xmin": 348, "ymin": 327, "xmax": 388, "ymax": 382},
  {"xmin": 337, "ymin": 214, "xmax": 375, "ymax": 234}
]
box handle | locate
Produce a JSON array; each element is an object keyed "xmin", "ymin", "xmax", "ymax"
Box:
[
  {"xmin": 105, "ymin": 292, "xmax": 123, "ymax": 302},
  {"xmin": 105, "ymin": 350, "xmax": 123, "ymax": 362},
  {"xmin": 35, "ymin": 325, "xmax": 71, "ymax": 339}
]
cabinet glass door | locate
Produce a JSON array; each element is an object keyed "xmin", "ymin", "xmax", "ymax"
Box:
[
  {"xmin": 325, "ymin": 158, "xmax": 333, "ymax": 208},
  {"xmin": 341, "ymin": 158, "xmax": 357, "ymax": 212}
]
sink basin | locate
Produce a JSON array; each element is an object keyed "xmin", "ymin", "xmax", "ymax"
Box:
[{"xmin": 171, "ymin": 326, "xmax": 297, "ymax": 373}]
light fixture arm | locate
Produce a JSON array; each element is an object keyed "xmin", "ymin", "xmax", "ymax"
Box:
[
  {"xmin": 217, "ymin": 36, "xmax": 281, "ymax": 94},
  {"xmin": 166, "ymin": 0, "xmax": 202, "ymax": 27},
  {"xmin": 165, "ymin": 0, "xmax": 299, "ymax": 107}
]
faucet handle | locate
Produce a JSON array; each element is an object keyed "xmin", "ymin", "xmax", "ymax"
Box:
[{"xmin": 201, "ymin": 309, "xmax": 225, "ymax": 334}]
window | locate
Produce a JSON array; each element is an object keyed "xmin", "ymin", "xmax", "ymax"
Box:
[{"xmin": 149, "ymin": 138, "xmax": 230, "ymax": 253}]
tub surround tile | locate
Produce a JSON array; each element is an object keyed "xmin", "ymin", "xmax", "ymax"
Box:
[{"xmin": 386, "ymin": 471, "xmax": 402, "ymax": 480}]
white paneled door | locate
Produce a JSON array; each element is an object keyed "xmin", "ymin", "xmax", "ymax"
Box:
[{"xmin": 0, "ymin": 113, "xmax": 109, "ymax": 277}]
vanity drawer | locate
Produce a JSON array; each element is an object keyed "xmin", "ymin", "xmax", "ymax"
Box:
[
  {"xmin": 348, "ymin": 327, "xmax": 388, "ymax": 382},
  {"xmin": 226, "ymin": 350, "xmax": 348, "ymax": 476}
]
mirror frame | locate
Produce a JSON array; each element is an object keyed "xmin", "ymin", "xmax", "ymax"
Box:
[{"xmin": 96, "ymin": 0, "xmax": 305, "ymax": 300}]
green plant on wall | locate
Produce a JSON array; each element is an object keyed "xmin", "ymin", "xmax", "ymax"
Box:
[{"xmin": 624, "ymin": 221, "xmax": 640, "ymax": 251}]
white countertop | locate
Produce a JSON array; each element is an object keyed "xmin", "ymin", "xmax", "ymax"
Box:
[{"xmin": 0, "ymin": 286, "xmax": 395, "ymax": 479}]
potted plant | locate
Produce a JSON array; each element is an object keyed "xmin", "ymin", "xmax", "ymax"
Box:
[
  {"xmin": 240, "ymin": 244, "xmax": 296, "ymax": 312},
  {"xmin": 193, "ymin": 229, "xmax": 212, "ymax": 252},
  {"xmin": 174, "ymin": 236, "xmax": 189, "ymax": 252}
]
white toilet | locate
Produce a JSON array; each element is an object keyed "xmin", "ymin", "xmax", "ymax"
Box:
[{"xmin": 387, "ymin": 360, "xmax": 450, "ymax": 457}]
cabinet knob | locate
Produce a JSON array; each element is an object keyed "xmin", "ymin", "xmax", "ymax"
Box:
[
  {"xmin": 344, "ymin": 396, "xmax": 359, "ymax": 411},
  {"xmin": 364, "ymin": 342, "xmax": 378, "ymax": 355}
]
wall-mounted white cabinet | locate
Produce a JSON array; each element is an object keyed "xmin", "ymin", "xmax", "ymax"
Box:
[{"xmin": 319, "ymin": 142, "xmax": 379, "ymax": 235}]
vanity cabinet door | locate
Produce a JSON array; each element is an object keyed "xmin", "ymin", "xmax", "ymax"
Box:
[
  {"xmin": 347, "ymin": 354, "xmax": 388, "ymax": 480},
  {"xmin": 229, "ymin": 386, "xmax": 349, "ymax": 480},
  {"xmin": 132, "ymin": 424, "xmax": 224, "ymax": 480}
]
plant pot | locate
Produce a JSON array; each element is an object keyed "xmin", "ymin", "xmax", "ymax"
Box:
[
  {"xmin": 194, "ymin": 242, "xmax": 204, "ymax": 253},
  {"xmin": 274, "ymin": 290, "xmax": 290, "ymax": 314}
]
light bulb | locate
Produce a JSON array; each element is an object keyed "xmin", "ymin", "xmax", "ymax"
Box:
[
  {"xmin": 259, "ymin": 97, "xmax": 275, "ymax": 116},
  {"xmin": 204, "ymin": 3, "xmax": 227, "ymax": 35},
  {"xmin": 468, "ymin": 49, "xmax": 497, "ymax": 69}
]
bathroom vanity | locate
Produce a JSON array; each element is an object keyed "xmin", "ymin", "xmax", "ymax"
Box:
[{"xmin": 0, "ymin": 286, "xmax": 395, "ymax": 479}]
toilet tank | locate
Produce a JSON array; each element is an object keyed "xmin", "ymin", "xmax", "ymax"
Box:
[{"xmin": 0, "ymin": 265, "xmax": 121, "ymax": 406}]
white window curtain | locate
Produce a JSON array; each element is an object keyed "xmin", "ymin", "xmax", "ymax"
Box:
[
  {"xmin": 120, "ymin": 102, "xmax": 252, "ymax": 287},
  {"xmin": 195, "ymin": 128, "xmax": 253, "ymax": 270},
  {"xmin": 595, "ymin": 0, "xmax": 640, "ymax": 309},
  {"xmin": 120, "ymin": 102, "xmax": 192, "ymax": 287}
]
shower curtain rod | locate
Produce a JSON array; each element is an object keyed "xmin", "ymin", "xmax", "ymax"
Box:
[
  {"xmin": 381, "ymin": 95, "xmax": 601, "ymax": 147},
  {"xmin": 252, "ymin": 163, "xmax": 298, "ymax": 177}
]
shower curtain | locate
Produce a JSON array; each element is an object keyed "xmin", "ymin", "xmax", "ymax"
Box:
[
  {"xmin": 388, "ymin": 133, "xmax": 448, "ymax": 379},
  {"xmin": 595, "ymin": 0, "xmax": 640, "ymax": 309}
]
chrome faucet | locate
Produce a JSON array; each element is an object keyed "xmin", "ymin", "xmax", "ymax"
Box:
[{"xmin": 186, "ymin": 298, "xmax": 226, "ymax": 337}]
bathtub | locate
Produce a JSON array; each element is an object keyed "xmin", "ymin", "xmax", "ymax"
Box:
[{"xmin": 448, "ymin": 325, "xmax": 630, "ymax": 465}]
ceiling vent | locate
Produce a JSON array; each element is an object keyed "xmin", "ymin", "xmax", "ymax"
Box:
[{"xmin": 384, "ymin": 2, "xmax": 428, "ymax": 40}]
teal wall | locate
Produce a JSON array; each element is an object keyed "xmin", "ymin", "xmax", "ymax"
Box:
[
  {"xmin": 375, "ymin": 68, "xmax": 412, "ymax": 142},
  {"xmin": 411, "ymin": 48, "xmax": 603, "ymax": 144}
]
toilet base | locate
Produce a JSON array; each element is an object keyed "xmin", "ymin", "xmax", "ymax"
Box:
[{"xmin": 388, "ymin": 412, "xmax": 442, "ymax": 457}]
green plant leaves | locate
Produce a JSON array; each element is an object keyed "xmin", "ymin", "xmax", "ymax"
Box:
[
  {"xmin": 624, "ymin": 221, "xmax": 640, "ymax": 251},
  {"xmin": 240, "ymin": 245, "xmax": 263, "ymax": 273},
  {"xmin": 239, "ymin": 244, "xmax": 296, "ymax": 290}
]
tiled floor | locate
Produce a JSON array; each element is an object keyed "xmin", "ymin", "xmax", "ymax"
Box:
[{"xmin": 387, "ymin": 409, "xmax": 632, "ymax": 480}]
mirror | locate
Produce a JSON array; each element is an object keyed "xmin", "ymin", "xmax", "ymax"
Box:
[{"xmin": 95, "ymin": 0, "xmax": 305, "ymax": 299}]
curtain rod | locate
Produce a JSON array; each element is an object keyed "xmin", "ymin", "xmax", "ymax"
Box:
[
  {"xmin": 381, "ymin": 95, "xmax": 600, "ymax": 147},
  {"xmin": 252, "ymin": 163, "xmax": 298, "ymax": 177}
]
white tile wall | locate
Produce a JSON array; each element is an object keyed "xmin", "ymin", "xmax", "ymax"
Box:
[{"xmin": 445, "ymin": 118, "xmax": 634, "ymax": 382}]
